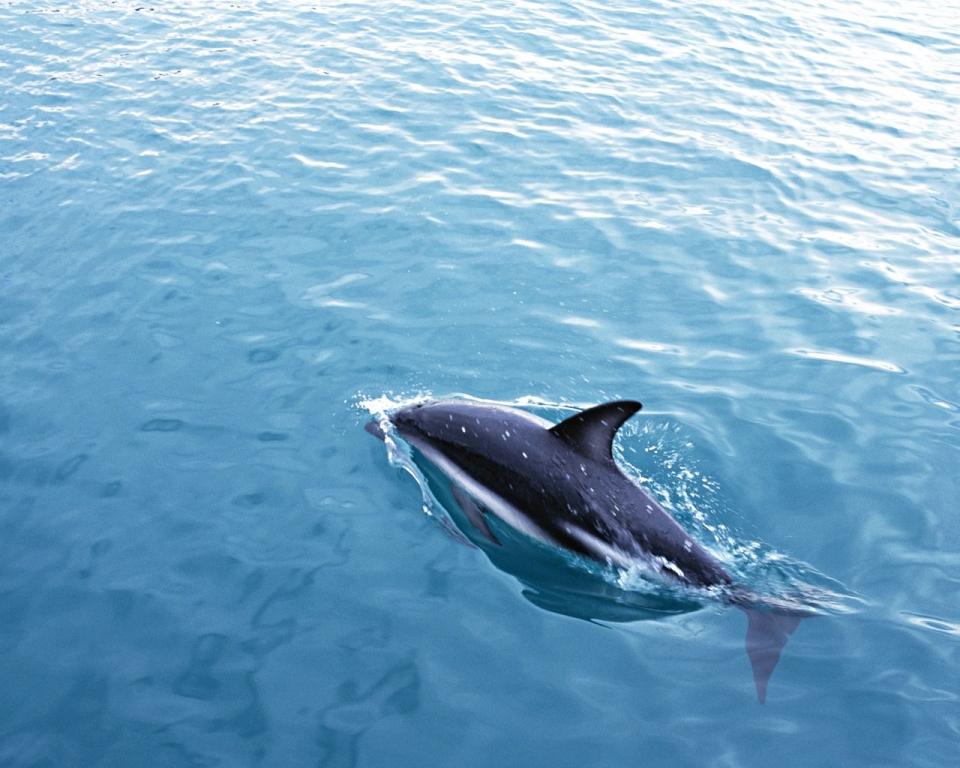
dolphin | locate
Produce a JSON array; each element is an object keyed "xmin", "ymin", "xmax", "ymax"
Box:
[{"xmin": 369, "ymin": 398, "xmax": 802, "ymax": 702}]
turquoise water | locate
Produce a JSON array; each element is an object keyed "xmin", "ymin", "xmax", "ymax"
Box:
[{"xmin": 2, "ymin": 0, "xmax": 959, "ymax": 764}]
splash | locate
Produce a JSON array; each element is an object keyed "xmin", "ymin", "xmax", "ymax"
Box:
[{"xmin": 611, "ymin": 416, "xmax": 860, "ymax": 615}]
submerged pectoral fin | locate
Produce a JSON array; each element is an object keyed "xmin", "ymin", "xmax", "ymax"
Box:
[
  {"xmin": 742, "ymin": 608, "xmax": 802, "ymax": 704},
  {"xmin": 450, "ymin": 484, "xmax": 500, "ymax": 545}
]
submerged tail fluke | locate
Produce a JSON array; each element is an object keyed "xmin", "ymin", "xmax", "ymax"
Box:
[{"xmin": 741, "ymin": 607, "xmax": 802, "ymax": 703}]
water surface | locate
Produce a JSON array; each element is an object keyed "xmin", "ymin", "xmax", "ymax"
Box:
[{"xmin": 2, "ymin": 0, "xmax": 959, "ymax": 765}]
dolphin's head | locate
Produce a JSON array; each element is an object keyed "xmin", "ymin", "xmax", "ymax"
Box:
[
  {"xmin": 389, "ymin": 401, "xmax": 431, "ymax": 440},
  {"xmin": 389, "ymin": 400, "xmax": 476, "ymax": 445}
]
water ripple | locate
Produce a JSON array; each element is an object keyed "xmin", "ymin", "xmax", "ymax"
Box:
[{"xmin": 3, "ymin": 0, "xmax": 960, "ymax": 764}]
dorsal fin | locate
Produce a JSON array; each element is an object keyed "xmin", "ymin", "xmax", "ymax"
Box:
[{"xmin": 548, "ymin": 400, "xmax": 642, "ymax": 463}]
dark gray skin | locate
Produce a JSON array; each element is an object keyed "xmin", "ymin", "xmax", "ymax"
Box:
[
  {"xmin": 391, "ymin": 399, "xmax": 732, "ymax": 588},
  {"xmin": 378, "ymin": 398, "xmax": 802, "ymax": 702}
]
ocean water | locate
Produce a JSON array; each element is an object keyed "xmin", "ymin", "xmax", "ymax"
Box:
[{"xmin": 2, "ymin": 0, "xmax": 959, "ymax": 764}]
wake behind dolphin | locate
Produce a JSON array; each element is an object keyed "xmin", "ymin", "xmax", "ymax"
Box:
[{"xmin": 366, "ymin": 397, "xmax": 840, "ymax": 702}]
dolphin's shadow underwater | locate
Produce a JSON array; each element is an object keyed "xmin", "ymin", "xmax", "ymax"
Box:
[{"xmin": 366, "ymin": 397, "xmax": 834, "ymax": 702}]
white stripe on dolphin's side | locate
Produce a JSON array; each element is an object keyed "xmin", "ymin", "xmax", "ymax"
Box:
[{"xmin": 409, "ymin": 437, "xmax": 561, "ymax": 550}]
